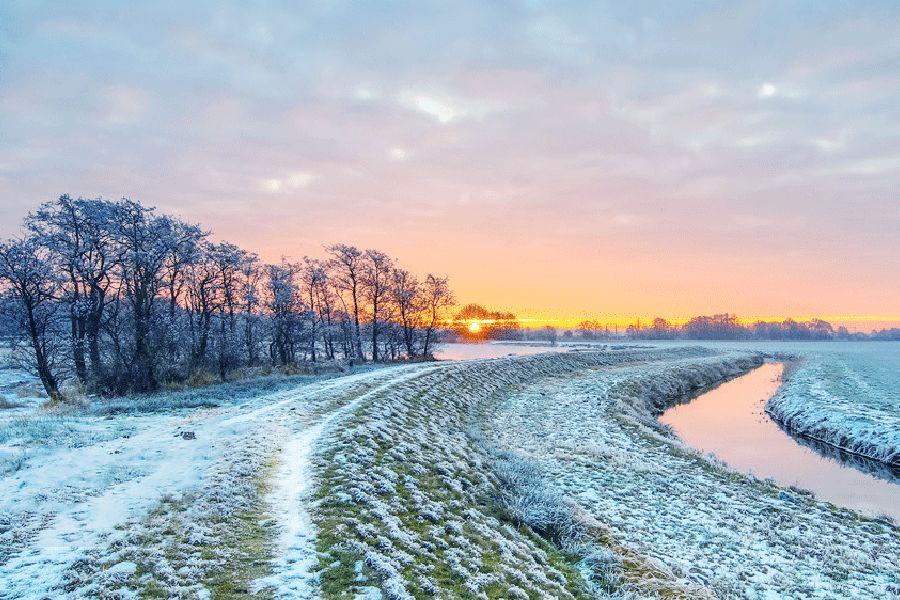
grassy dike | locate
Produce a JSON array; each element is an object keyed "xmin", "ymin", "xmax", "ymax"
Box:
[{"xmin": 307, "ymin": 347, "xmax": 729, "ymax": 599}]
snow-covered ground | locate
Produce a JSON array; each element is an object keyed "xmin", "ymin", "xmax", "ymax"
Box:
[
  {"xmin": 764, "ymin": 343, "xmax": 900, "ymax": 466},
  {"xmin": 0, "ymin": 362, "xmax": 435, "ymax": 599},
  {"xmin": 1, "ymin": 344, "xmax": 898, "ymax": 599},
  {"xmin": 309, "ymin": 346, "xmax": 776, "ymax": 598},
  {"xmin": 486, "ymin": 353, "xmax": 900, "ymax": 598},
  {"xmin": 0, "ymin": 360, "xmax": 46, "ymax": 415}
]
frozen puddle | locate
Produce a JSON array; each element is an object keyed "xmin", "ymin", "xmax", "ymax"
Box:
[{"xmin": 660, "ymin": 362, "xmax": 900, "ymax": 520}]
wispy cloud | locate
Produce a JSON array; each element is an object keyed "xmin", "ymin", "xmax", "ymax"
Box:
[{"xmin": 0, "ymin": 0, "xmax": 898, "ymax": 317}]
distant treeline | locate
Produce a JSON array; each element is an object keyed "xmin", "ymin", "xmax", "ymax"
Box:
[
  {"xmin": 447, "ymin": 311, "xmax": 900, "ymax": 343},
  {"xmin": 0, "ymin": 195, "xmax": 455, "ymax": 400},
  {"xmin": 605, "ymin": 314, "xmax": 900, "ymax": 341}
]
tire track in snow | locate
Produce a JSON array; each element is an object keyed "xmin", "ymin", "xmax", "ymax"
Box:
[
  {"xmin": 255, "ymin": 365, "xmax": 446, "ymax": 598},
  {"xmin": 0, "ymin": 364, "xmax": 435, "ymax": 599}
]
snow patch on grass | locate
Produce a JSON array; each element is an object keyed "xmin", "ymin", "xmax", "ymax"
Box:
[
  {"xmin": 486, "ymin": 354, "xmax": 900, "ymax": 598},
  {"xmin": 310, "ymin": 347, "xmax": 720, "ymax": 598},
  {"xmin": 767, "ymin": 347, "xmax": 900, "ymax": 466}
]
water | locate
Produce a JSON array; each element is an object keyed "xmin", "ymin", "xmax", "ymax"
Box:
[
  {"xmin": 660, "ymin": 363, "xmax": 900, "ymax": 520},
  {"xmin": 434, "ymin": 342, "xmax": 571, "ymax": 361}
]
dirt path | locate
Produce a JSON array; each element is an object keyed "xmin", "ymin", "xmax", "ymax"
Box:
[
  {"xmin": 0, "ymin": 363, "xmax": 438, "ymax": 599},
  {"xmin": 255, "ymin": 365, "xmax": 443, "ymax": 598}
]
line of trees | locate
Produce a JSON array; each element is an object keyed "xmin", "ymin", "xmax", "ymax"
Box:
[
  {"xmin": 449, "ymin": 303, "xmax": 521, "ymax": 340},
  {"xmin": 0, "ymin": 195, "xmax": 455, "ymax": 400},
  {"xmin": 619, "ymin": 314, "xmax": 899, "ymax": 341}
]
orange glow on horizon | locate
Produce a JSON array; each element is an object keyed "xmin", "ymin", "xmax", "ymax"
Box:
[{"xmin": 448, "ymin": 312, "xmax": 900, "ymax": 333}]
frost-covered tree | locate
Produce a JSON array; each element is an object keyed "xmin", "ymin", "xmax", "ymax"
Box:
[
  {"xmin": 207, "ymin": 242, "xmax": 251, "ymax": 378},
  {"xmin": 299, "ymin": 257, "xmax": 327, "ymax": 362},
  {"xmin": 326, "ymin": 244, "xmax": 365, "ymax": 360},
  {"xmin": 25, "ymin": 196, "xmax": 121, "ymax": 392},
  {"xmin": 265, "ymin": 260, "xmax": 306, "ymax": 366},
  {"xmin": 363, "ymin": 249, "xmax": 393, "ymax": 362},
  {"xmin": 185, "ymin": 243, "xmax": 221, "ymax": 371},
  {"xmin": 238, "ymin": 251, "xmax": 263, "ymax": 366},
  {"xmin": 390, "ymin": 268, "xmax": 422, "ymax": 358},
  {"xmin": 421, "ymin": 274, "xmax": 454, "ymax": 357},
  {"xmin": 0, "ymin": 196, "xmax": 457, "ymax": 397},
  {"xmin": 112, "ymin": 202, "xmax": 184, "ymax": 392},
  {"xmin": 0, "ymin": 237, "xmax": 66, "ymax": 399},
  {"xmin": 311, "ymin": 261, "xmax": 339, "ymax": 360}
]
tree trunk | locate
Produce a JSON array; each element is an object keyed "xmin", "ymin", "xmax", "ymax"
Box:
[
  {"xmin": 26, "ymin": 305, "xmax": 60, "ymax": 400},
  {"xmin": 371, "ymin": 297, "xmax": 379, "ymax": 362},
  {"xmin": 70, "ymin": 312, "xmax": 88, "ymax": 384},
  {"xmin": 351, "ymin": 284, "xmax": 364, "ymax": 360}
]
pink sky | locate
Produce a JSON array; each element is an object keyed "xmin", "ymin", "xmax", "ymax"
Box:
[{"xmin": 1, "ymin": 3, "xmax": 898, "ymax": 330}]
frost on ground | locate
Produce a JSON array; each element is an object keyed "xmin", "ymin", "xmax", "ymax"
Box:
[
  {"xmin": 310, "ymin": 346, "xmax": 744, "ymax": 598},
  {"xmin": 765, "ymin": 344, "xmax": 900, "ymax": 466},
  {"xmin": 486, "ymin": 353, "xmax": 900, "ymax": 599},
  {"xmin": 0, "ymin": 363, "xmax": 432, "ymax": 599},
  {"xmin": 2, "ymin": 346, "xmax": 899, "ymax": 599}
]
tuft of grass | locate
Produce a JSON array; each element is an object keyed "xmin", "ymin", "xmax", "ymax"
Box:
[
  {"xmin": 0, "ymin": 393, "xmax": 23, "ymax": 409},
  {"xmin": 0, "ymin": 414, "xmax": 78, "ymax": 445}
]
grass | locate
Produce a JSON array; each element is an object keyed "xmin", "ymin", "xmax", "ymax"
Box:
[
  {"xmin": 101, "ymin": 458, "xmax": 281, "ymax": 599},
  {"xmin": 475, "ymin": 375, "xmax": 724, "ymax": 599},
  {"xmin": 0, "ymin": 413, "xmax": 78, "ymax": 445},
  {"xmin": 310, "ymin": 375, "xmax": 599, "ymax": 600},
  {"xmin": 0, "ymin": 393, "xmax": 23, "ymax": 409},
  {"xmin": 92, "ymin": 363, "xmax": 389, "ymax": 415}
]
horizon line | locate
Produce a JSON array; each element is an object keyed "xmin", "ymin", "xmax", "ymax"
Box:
[{"xmin": 468, "ymin": 314, "xmax": 900, "ymax": 332}]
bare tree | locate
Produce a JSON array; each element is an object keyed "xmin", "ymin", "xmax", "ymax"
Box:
[
  {"xmin": 0, "ymin": 238, "xmax": 65, "ymax": 399},
  {"xmin": 326, "ymin": 244, "xmax": 365, "ymax": 360},
  {"xmin": 185, "ymin": 243, "xmax": 220, "ymax": 371},
  {"xmin": 363, "ymin": 249, "xmax": 393, "ymax": 361},
  {"xmin": 391, "ymin": 268, "xmax": 422, "ymax": 358},
  {"xmin": 300, "ymin": 257, "xmax": 327, "ymax": 362},
  {"xmin": 313, "ymin": 264, "xmax": 338, "ymax": 359},
  {"xmin": 210, "ymin": 242, "xmax": 248, "ymax": 378},
  {"xmin": 239, "ymin": 252, "xmax": 262, "ymax": 366},
  {"xmin": 161, "ymin": 219, "xmax": 204, "ymax": 373},
  {"xmin": 26, "ymin": 196, "xmax": 122, "ymax": 392},
  {"xmin": 421, "ymin": 274, "xmax": 454, "ymax": 357},
  {"xmin": 265, "ymin": 260, "xmax": 304, "ymax": 366},
  {"xmin": 113, "ymin": 201, "xmax": 180, "ymax": 392},
  {"xmin": 1, "ymin": 196, "xmax": 457, "ymax": 396}
]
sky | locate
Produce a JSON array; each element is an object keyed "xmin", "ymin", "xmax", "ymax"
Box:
[{"xmin": 1, "ymin": 1, "xmax": 898, "ymax": 330}]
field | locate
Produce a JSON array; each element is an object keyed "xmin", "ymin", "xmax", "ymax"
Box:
[
  {"xmin": 0, "ymin": 345, "xmax": 898, "ymax": 599},
  {"xmin": 764, "ymin": 344, "xmax": 900, "ymax": 466}
]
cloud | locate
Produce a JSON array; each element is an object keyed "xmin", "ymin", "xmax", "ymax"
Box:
[
  {"xmin": 102, "ymin": 86, "xmax": 148, "ymax": 125},
  {"xmin": 758, "ymin": 82, "xmax": 777, "ymax": 98},
  {"xmin": 388, "ymin": 147, "xmax": 409, "ymax": 161},
  {"xmin": 757, "ymin": 81, "xmax": 802, "ymax": 100},
  {"xmin": 260, "ymin": 171, "xmax": 314, "ymax": 193},
  {"xmin": 0, "ymin": 1, "xmax": 898, "ymax": 317},
  {"xmin": 401, "ymin": 93, "xmax": 461, "ymax": 123}
]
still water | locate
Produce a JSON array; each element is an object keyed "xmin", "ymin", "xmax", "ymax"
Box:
[
  {"xmin": 660, "ymin": 363, "xmax": 900, "ymax": 520},
  {"xmin": 434, "ymin": 342, "xmax": 570, "ymax": 361}
]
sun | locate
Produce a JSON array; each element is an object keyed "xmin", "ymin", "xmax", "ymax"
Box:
[{"xmin": 468, "ymin": 321, "xmax": 481, "ymax": 333}]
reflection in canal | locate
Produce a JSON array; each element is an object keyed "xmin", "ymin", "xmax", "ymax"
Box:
[{"xmin": 660, "ymin": 363, "xmax": 899, "ymax": 520}]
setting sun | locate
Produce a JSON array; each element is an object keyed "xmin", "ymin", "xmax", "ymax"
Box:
[{"xmin": 0, "ymin": 4, "xmax": 898, "ymax": 598}]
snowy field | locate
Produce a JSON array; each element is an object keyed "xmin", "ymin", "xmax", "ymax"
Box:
[
  {"xmin": 0, "ymin": 361, "xmax": 432, "ymax": 599},
  {"xmin": 486, "ymin": 353, "xmax": 899, "ymax": 598},
  {"xmin": 0, "ymin": 345, "xmax": 898, "ymax": 598},
  {"xmin": 765, "ymin": 343, "xmax": 900, "ymax": 466}
]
